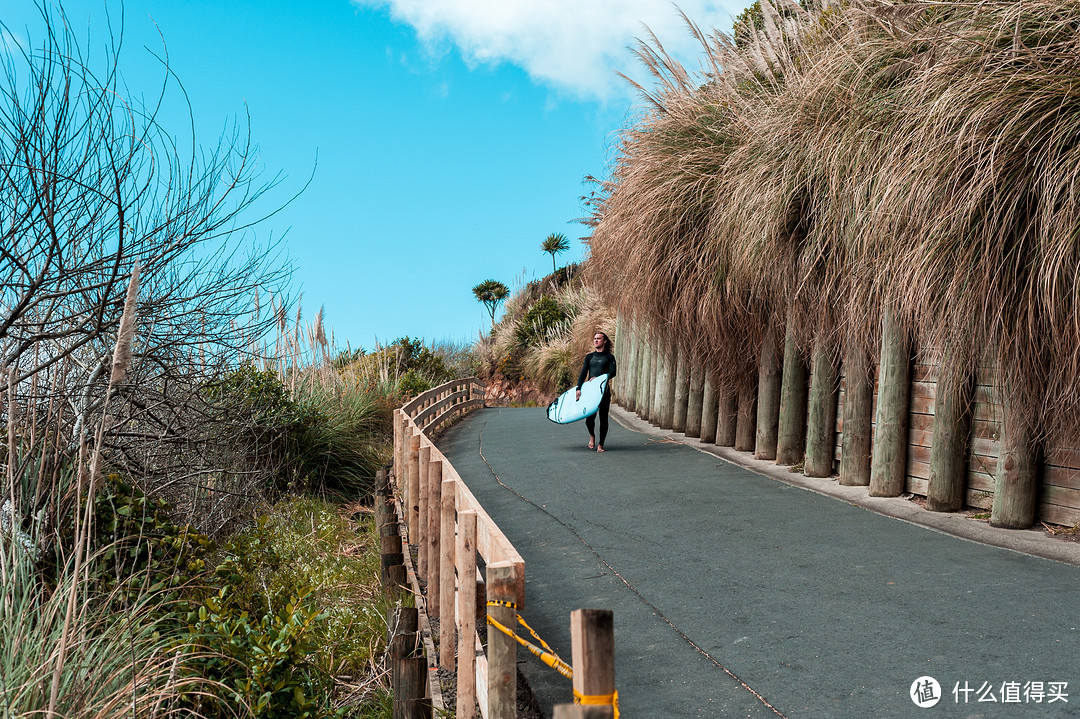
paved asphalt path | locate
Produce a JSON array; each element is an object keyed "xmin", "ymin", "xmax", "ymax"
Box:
[{"xmin": 437, "ymin": 407, "xmax": 1080, "ymax": 719}]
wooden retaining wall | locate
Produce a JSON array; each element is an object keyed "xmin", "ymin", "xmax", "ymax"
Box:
[{"xmin": 617, "ymin": 320, "xmax": 1080, "ymax": 529}]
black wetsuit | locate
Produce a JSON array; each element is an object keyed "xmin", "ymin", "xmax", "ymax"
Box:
[{"xmin": 576, "ymin": 350, "xmax": 617, "ymax": 447}]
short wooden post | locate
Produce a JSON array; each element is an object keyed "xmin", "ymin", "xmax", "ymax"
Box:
[
  {"xmin": 685, "ymin": 362, "xmax": 703, "ymax": 438},
  {"xmin": 427, "ymin": 460, "xmax": 443, "ymax": 617},
  {"xmin": 407, "ymin": 432, "xmax": 421, "ymax": 541},
  {"xmin": 717, "ymin": 385, "xmax": 739, "ymax": 447},
  {"xmin": 776, "ymin": 325, "xmax": 808, "ymax": 466},
  {"xmin": 456, "ymin": 510, "xmax": 478, "ymax": 719},
  {"xmin": 380, "ymin": 535, "xmax": 404, "ymax": 585},
  {"xmin": 839, "ymin": 344, "xmax": 874, "ymax": 486},
  {"xmin": 417, "ymin": 444, "xmax": 431, "ymax": 578},
  {"xmin": 487, "ymin": 561, "xmax": 518, "ymax": 719},
  {"xmin": 387, "ymin": 606, "xmax": 418, "ymax": 671},
  {"xmin": 735, "ymin": 382, "xmax": 758, "ymax": 452},
  {"xmin": 869, "ymin": 306, "xmax": 912, "ymax": 497},
  {"xmin": 673, "ymin": 345, "xmax": 690, "ymax": 433},
  {"xmin": 439, "ymin": 479, "xmax": 457, "ymax": 670},
  {"xmin": 927, "ymin": 367, "xmax": 973, "ymax": 512},
  {"xmin": 805, "ymin": 338, "xmax": 839, "ymax": 477},
  {"xmin": 700, "ymin": 373, "xmax": 718, "ymax": 443},
  {"xmin": 570, "ymin": 609, "xmax": 616, "ymax": 719},
  {"xmin": 756, "ymin": 327, "xmax": 783, "ymax": 460},
  {"xmin": 388, "ymin": 606, "xmax": 429, "ymax": 718},
  {"xmin": 991, "ymin": 397, "xmax": 1039, "ymax": 529}
]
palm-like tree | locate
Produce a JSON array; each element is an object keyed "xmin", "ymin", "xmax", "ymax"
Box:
[
  {"xmin": 472, "ymin": 279, "xmax": 510, "ymax": 331},
  {"xmin": 540, "ymin": 232, "xmax": 570, "ymax": 274}
]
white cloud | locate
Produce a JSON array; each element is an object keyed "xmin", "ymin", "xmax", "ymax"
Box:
[{"xmin": 356, "ymin": 0, "xmax": 746, "ymax": 100}]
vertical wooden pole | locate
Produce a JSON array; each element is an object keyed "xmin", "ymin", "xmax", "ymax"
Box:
[
  {"xmin": 456, "ymin": 510, "xmax": 478, "ymax": 719},
  {"xmin": 869, "ymin": 307, "xmax": 912, "ymax": 497},
  {"xmin": 700, "ymin": 373, "xmax": 718, "ymax": 443},
  {"xmin": 638, "ymin": 330, "xmax": 653, "ymax": 420},
  {"xmin": 840, "ymin": 344, "xmax": 874, "ymax": 486},
  {"xmin": 717, "ymin": 385, "xmax": 739, "ymax": 447},
  {"xmin": 651, "ymin": 331, "xmax": 668, "ymax": 426},
  {"xmin": 570, "ymin": 609, "xmax": 616, "ymax": 719},
  {"xmin": 417, "ymin": 444, "xmax": 431, "ymax": 578},
  {"xmin": 393, "ymin": 409, "xmax": 402, "ymax": 486},
  {"xmin": 927, "ymin": 367, "xmax": 973, "ymax": 512},
  {"xmin": 685, "ymin": 362, "xmax": 704, "ymax": 438},
  {"xmin": 426, "ymin": 459, "xmax": 443, "ymax": 616},
  {"xmin": 991, "ymin": 397, "xmax": 1039, "ymax": 529},
  {"xmin": 487, "ymin": 561, "xmax": 518, "ymax": 719},
  {"xmin": 673, "ymin": 345, "xmax": 690, "ymax": 433},
  {"xmin": 736, "ymin": 381, "xmax": 758, "ymax": 452},
  {"xmin": 613, "ymin": 315, "xmax": 625, "ymax": 405},
  {"xmin": 407, "ymin": 432, "xmax": 421, "ymax": 540},
  {"xmin": 621, "ymin": 324, "xmax": 637, "ymax": 413},
  {"xmin": 804, "ymin": 338, "xmax": 839, "ymax": 478},
  {"xmin": 756, "ymin": 327, "xmax": 783, "ymax": 460},
  {"xmin": 439, "ymin": 479, "xmax": 457, "ymax": 671},
  {"xmin": 776, "ymin": 325, "xmax": 809, "ymax": 466},
  {"xmin": 661, "ymin": 334, "xmax": 679, "ymax": 429}
]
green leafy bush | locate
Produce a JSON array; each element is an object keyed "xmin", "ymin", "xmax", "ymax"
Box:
[
  {"xmin": 181, "ymin": 585, "xmax": 342, "ymax": 718},
  {"xmin": 516, "ymin": 295, "xmax": 567, "ymax": 346}
]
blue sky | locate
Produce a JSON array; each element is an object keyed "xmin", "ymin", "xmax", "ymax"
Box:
[{"xmin": 6, "ymin": 0, "xmax": 743, "ymax": 350}]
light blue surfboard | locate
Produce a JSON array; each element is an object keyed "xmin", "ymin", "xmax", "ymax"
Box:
[{"xmin": 546, "ymin": 374, "xmax": 608, "ymax": 424}]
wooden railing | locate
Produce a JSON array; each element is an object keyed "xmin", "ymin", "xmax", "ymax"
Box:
[{"xmin": 392, "ymin": 378, "xmax": 526, "ymax": 719}]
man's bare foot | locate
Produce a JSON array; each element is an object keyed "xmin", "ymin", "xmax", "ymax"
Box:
[
  {"xmin": 596, "ymin": 446, "xmax": 605, "ymax": 453},
  {"xmin": 588, "ymin": 438, "xmax": 595, "ymax": 449}
]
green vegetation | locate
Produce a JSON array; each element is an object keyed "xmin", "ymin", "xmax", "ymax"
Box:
[
  {"xmin": 540, "ymin": 232, "xmax": 571, "ymax": 273},
  {"xmin": 472, "ymin": 279, "xmax": 511, "ymax": 330}
]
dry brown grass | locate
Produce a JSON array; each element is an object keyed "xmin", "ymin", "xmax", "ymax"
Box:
[{"xmin": 589, "ymin": 0, "xmax": 1080, "ymax": 437}]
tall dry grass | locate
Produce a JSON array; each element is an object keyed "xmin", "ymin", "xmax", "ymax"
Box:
[{"xmin": 589, "ymin": 0, "xmax": 1080, "ymax": 435}]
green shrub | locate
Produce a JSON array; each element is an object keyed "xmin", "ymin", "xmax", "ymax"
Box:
[{"xmin": 516, "ymin": 295, "xmax": 567, "ymax": 346}]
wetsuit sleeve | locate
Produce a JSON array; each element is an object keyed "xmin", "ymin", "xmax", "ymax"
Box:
[
  {"xmin": 576, "ymin": 354, "xmax": 590, "ymax": 389},
  {"xmin": 608, "ymin": 353, "xmax": 617, "ymax": 379}
]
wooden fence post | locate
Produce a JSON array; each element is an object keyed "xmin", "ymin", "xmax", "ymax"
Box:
[
  {"xmin": 570, "ymin": 609, "xmax": 616, "ymax": 719},
  {"xmin": 736, "ymin": 381, "xmax": 758, "ymax": 453},
  {"xmin": 487, "ymin": 561, "xmax": 518, "ymax": 719},
  {"xmin": 637, "ymin": 330, "xmax": 653, "ymax": 420},
  {"xmin": 805, "ymin": 338, "xmax": 839, "ymax": 477},
  {"xmin": 776, "ymin": 325, "xmax": 808, "ymax": 466},
  {"xmin": 840, "ymin": 344, "xmax": 874, "ymax": 486},
  {"xmin": 439, "ymin": 478, "xmax": 457, "ymax": 671},
  {"xmin": 927, "ymin": 367, "xmax": 974, "ymax": 512},
  {"xmin": 869, "ymin": 306, "xmax": 912, "ymax": 497},
  {"xmin": 407, "ymin": 432, "xmax": 421, "ymax": 541},
  {"xmin": 991, "ymin": 397, "xmax": 1039, "ymax": 529},
  {"xmin": 427, "ymin": 459, "xmax": 443, "ymax": 616},
  {"xmin": 717, "ymin": 385, "xmax": 739, "ymax": 447},
  {"xmin": 756, "ymin": 326, "xmax": 783, "ymax": 460},
  {"xmin": 685, "ymin": 362, "xmax": 704, "ymax": 438},
  {"xmin": 652, "ymin": 331, "xmax": 669, "ymax": 427},
  {"xmin": 417, "ymin": 444, "xmax": 431, "ymax": 578},
  {"xmin": 456, "ymin": 510, "xmax": 478, "ymax": 719},
  {"xmin": 393, "ymin": 409, "xmax": 402, "ymax": 485},
  {"xmin": 623, "ymin": 325, "xmax": 639, "ymax": 413},
  {"xmin": 673, "ymin": 345, "xmax": 690, "ymax": 433},
  {"xmin": 700, "ymin": 373, "xmax": 718, "ymax": 443}
]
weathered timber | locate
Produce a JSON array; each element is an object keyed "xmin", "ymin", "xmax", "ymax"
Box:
[
  {"xmin": 673, "ymin": 345, "xmax": 690, "ymax": 433},
  {"xmin": 927, "ymin": 369, "xmax": 974, "ymax": 512},
  {"xmin": 776, "ymin": 326, "xmax": 809, "ymax": 466},
  {"xmin": 426, "ymin": 459, "xmax": 443, "ymax": 616},
  {"xmin": 439, "ymin": 479, "xmax": 456, "ymax": 671},
  {"xmin": 869, "ymin": 308, "xmax": 912, "ymax": 496},
  {"xmin": 570, "ymin": 609, "xmax": 616, "ymax": 719},
  {"xmin": 756, "ymin": 327, "xmax": 783, "ymax": 460},
  {"xmin": 487, "ymin": 561, "xmax": 518, "ymax": 719},
  {"xmin": 839, "ymin": 344, "xmax": 874, "ymax": 486},
  {"xmin": 659, "ymin": 331, "xmax": 678, "ymax": 429},
  {"xmin": 407, "ymin": 432, "xmax": 421, "ymax": 540},
  {"xmin": 417, "ymin": 444, "xmax": 431, "ymax": 578},
  {"xmin": 636, "ymin": 329, "xmax": 653, "ymax": 419},
  {"xmin": 991, "ymin": 402, "xmax": 1040, "ymax": 529},
  {"xmin": 804, "ymin": 339, "xmax": 839, "ymax": 477},
  {"xmin": 735, "ymin": 382, "xmax": 757, "ymax": 452},
  {"xmin": 392, "ymin": 656, "xmax": 431, "ymax": 719},
  {"xmin": 456, "ymin": 510, "xmax": 478, "ymax": 719},
  {"xmin": 700, "ymin": 374, "xmax": 718, "ymax": 443},
  {"xmin": 686, "ymin": 362, "xmax": 704, "ymax": 438}
]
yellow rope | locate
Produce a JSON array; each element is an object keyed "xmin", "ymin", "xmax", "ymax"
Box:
[
  {"xmin": 486, "ymin": 614, "xmax": 575, "ymax": 679},
  {"xmin": 574, "ymin": 688, "xmax": 620, "ymax": 718}
]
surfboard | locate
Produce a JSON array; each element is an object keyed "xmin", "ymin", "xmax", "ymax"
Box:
[{"xmin": 546, "ymin": 374, "xmax": 608, "ymax": 424}]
